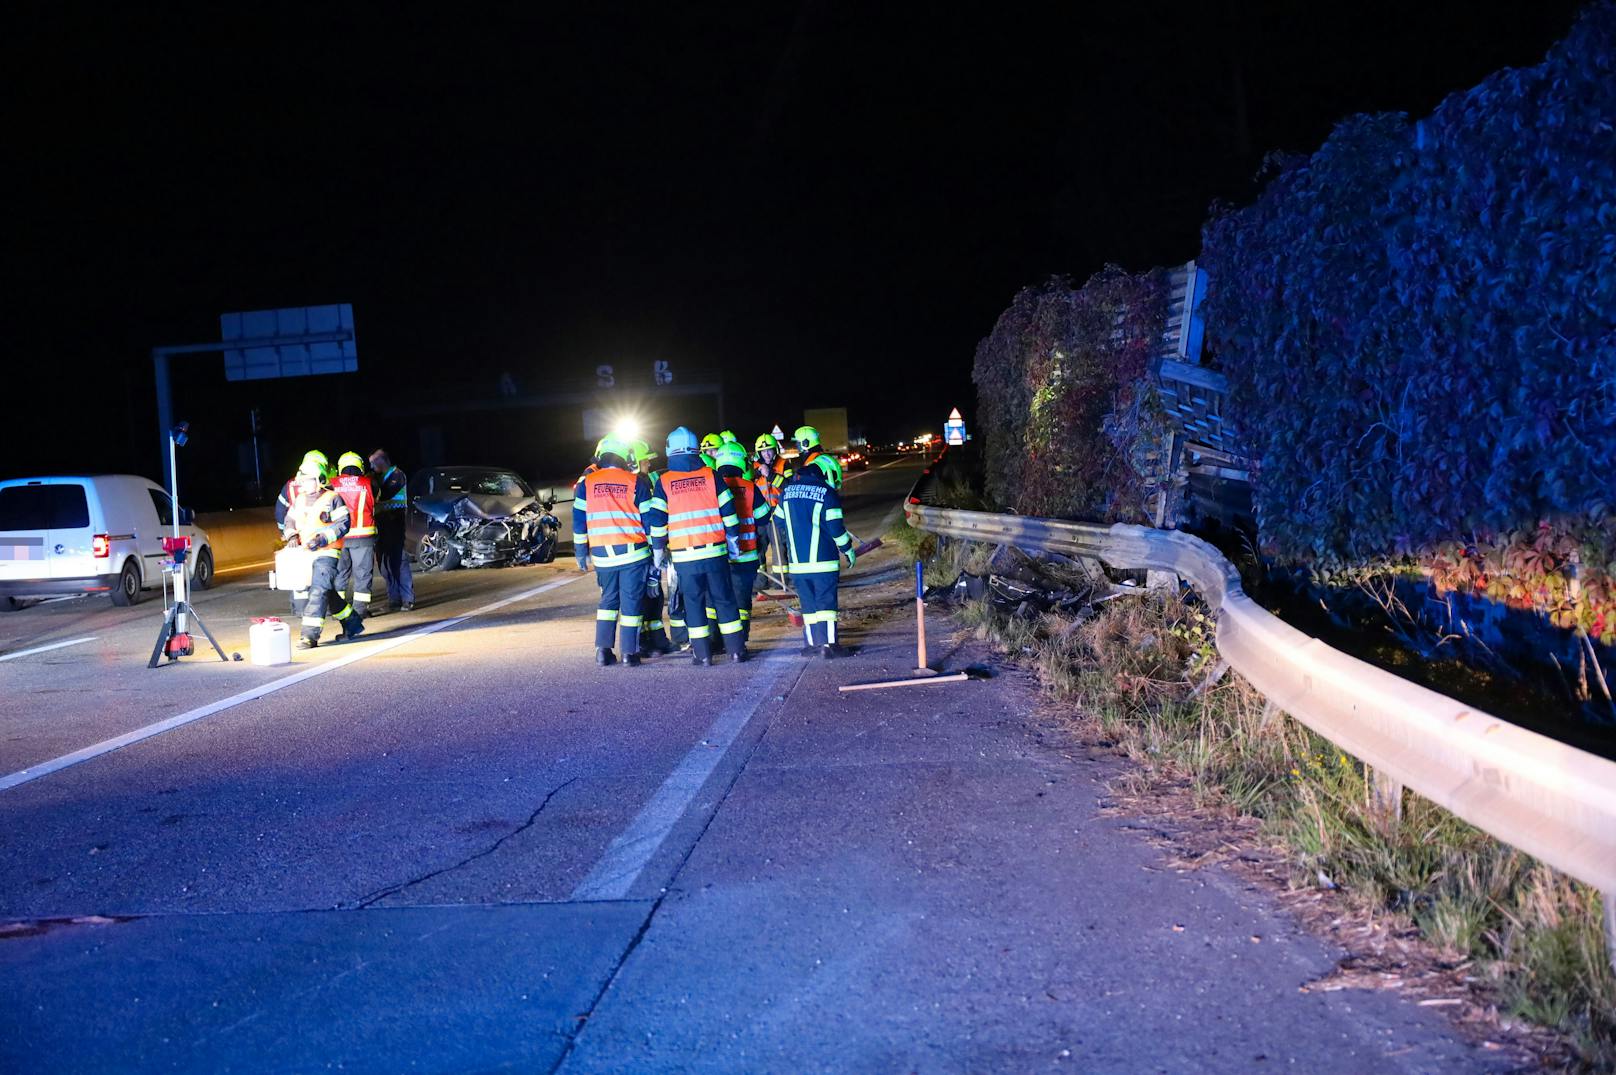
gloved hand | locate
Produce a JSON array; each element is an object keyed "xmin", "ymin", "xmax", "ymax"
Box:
[
  {"xmin": 308, "ymin": 534, "xmax": 328, "ymax": 551},
  {"xmin": 318, "ymin": 510, "xmax": 333, "ymax": 523},
  {"xmin": 725, "ymin": 534, "xmax": 742, "ymax": 561},
  {"xmin": 576, "ymin": 550, "xmax": 591, "ymax": 572},
  {"xmin": 283, "ymin": 533, "xmax": 301, "ymax": 547},
  {"xmin": 654, "ymin": 547, "xmax": 670, "ymax": 571},
  {"xmin": 843, "ymin": 544, "xmax": 857, "ymax": 568}
]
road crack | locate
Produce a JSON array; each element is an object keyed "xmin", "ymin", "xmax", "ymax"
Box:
[{"xmin": 346, "ymin": 777, "xmax": 578, "ymax": 910}]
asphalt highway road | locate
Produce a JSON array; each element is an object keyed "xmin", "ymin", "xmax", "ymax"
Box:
[{"xmin": 1, "ymin": 456, "xmax": 1503, "ymax": 1072}]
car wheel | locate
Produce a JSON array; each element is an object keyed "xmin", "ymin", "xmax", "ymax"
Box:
[
  {"xmin": 110, "ymin": 559, "xmax": 143, "ymax": 606},
  {"xmin": 192, "ymin": 547, "xmax": 214, "ymax": 590},
  {"xmin": 534, "ymin": 524, "xmax": 558, "ymax": 564},
  {"xmin": 417, "ymin": 529, "xmax": 461, "ymax": 573}
]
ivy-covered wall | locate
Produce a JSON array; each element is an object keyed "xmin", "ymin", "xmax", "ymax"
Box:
[
  {"xmin": 1200, "ymin": 3, "xmax": 1615, "ymax": 572},
  {"xmin": 971, "ymin": 267, "xmax": 1168, "ymax": 522}
]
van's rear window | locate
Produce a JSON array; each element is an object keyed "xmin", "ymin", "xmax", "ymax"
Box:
[{"xmin": 0, "ymin": 485, "xmax": 90, "ymax": 530}]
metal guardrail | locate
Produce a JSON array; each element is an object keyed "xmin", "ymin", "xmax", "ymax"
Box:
[{"xmin": 904, "ymin": 502, "xmax": 1616, "ymax": 958}]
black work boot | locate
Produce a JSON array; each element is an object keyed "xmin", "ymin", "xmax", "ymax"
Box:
[
  {"xmin": 596, "ymin": 648, "xmax": 616, "ymax": 666},
  {"xmin": 821, "ymin": 644, "xmax": 842, "ymax": 659},
  {"xmin": 729, "ymin": 647, "xmax": 749, "ymax": 664},
  {"xmin": 623, "ymin": 653, "xmax": 641, "ymax": 667}
]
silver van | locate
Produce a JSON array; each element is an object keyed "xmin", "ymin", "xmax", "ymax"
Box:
[{"xmin": 0, "ymin": 475, "xmax": 214, "ymax": 610}]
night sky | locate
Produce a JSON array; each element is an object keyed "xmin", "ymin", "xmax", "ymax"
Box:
[{"xmin": 8, "ymin": 2, "xmax": 1586, "ymax": 502}]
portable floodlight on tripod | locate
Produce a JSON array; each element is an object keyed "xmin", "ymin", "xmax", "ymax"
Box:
[{"xmin": 148, "ymin": 421, "xmax": 228, "ymax": 669}]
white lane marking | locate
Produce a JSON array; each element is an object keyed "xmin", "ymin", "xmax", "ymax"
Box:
[
  {"xmin": 0, "ymin": 574, "xmax": 587, "ymax": 793},
  {"xmin": 0, "ymin": 637, "xmax": 99, "ymax": 663},
  {"xmin": 571, "ymin": 659, "xmax": 802, "ymax": 901}
]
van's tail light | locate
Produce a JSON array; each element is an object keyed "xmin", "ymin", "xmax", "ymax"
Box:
[{"xmin": 92, "ymin": 534, "xmax": 111, "ymax": 558}]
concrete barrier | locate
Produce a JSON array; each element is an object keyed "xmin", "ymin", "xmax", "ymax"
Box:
[{"xmin": 196, "ymin": 507, "xmax": 280, "ymax": 576}]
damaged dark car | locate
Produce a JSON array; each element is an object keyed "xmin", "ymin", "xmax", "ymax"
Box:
[{"xmin": 406, "ymin": 466, "xmax": 560, "ymax": 571}]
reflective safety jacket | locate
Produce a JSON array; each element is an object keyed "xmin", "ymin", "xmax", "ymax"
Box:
[
  {"xmin": 282, "ymin": 488, "xmax": 352, "ymax": 559},
  {"xmin": 375, "ymin": 465, "xmax": 408, "ymax": 515},
  {"xmin": 752, "ymin": 455, "xmax": 791, "ymax": 509},
  {"xmin": 646, "ymin": 461, "xmax": 740, "ymax": 563},
  {"xmin": 333, "ymin": 474, "xmax": 377, "ymax": 538},
  {"xmin": 717, "ymin": 466, "xmax": 773, "ymax": 563},
  {"xmin": 779, "ymin": 466, "xmax": 851, "ymax": 574},
  {"xmin": 573, "ymin": 466, "xmax": 654, "ymax": 567}
]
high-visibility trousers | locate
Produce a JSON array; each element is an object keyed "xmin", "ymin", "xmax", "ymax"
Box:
[
  {"xmin": 640, "ymin": 564, "xmax": 668, "ymax": 641},
  {"xmin": 594, "ymin": 558, "xmax": 650, "ymax": 655},
  {"xmin": 335, "ymin": 536, "xmax": 377, "ymax": 609},
  {"xmin": 794, "ymin": 570, "xmax": 840, "ymax": 648},
  {"xmin": 301, "ymin": 556, "xmax": 359, "ymax": 641},
  {"xmin": 729, "ymin": 560, "xmax": 760, "ymax": 645},
  {"xmin": 676, "ymin": 556, "xmax": 742, "ymax": 660}
]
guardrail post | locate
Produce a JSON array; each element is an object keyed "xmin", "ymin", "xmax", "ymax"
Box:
[{"xmin": 1368, "ymin": 766, "xmax": 1404, "ymax": 829}]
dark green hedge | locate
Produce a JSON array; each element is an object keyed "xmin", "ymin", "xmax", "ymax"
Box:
[
  {"xmin": 971, "ymin": 267, "xmax": 1168, "ymax": 521},
  {"xmin": 1201, "ymin": 3, "xmax": 1616, "ymax": 566}
]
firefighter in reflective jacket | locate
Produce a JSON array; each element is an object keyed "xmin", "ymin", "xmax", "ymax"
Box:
[
  {"xmin": 646, "ymin": 427, "xmax": 747, "ymax": 665},
  {"xmin": 281, "ymin": 460, "xmax": 360, "ymax": 648},
  {"xmin": 332, "ymin": 452, "xmax": 379, "ymax": 619},
  {"xmin": 713, "ymin": 442, "xmax": 772, "ymax": 647},
  {"xmin": 629, "ymin": 439, "xmax": 675, "ymax": 655},
  {"xmin": 275, "ymin": 450, "xmax": 333, "ymax": 615},
  {"xmin": 752, "ymin": 432, "xmax": 792, "ymax": 573},
  {"xmin": 752, "ymin": 433, "xmax": 791, "ymax": 508},
  {"xmin": 573, "ymin": 435, "xmax": 656, "ymax": 666},
  {"xmin": 780, "ymin": 461, "xmax": 855, "ymax": 657}
]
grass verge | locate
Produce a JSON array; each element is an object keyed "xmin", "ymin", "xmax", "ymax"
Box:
[{"xmin": 960, "ymin": 586, "xmax": 1616, "ymax": 1070}]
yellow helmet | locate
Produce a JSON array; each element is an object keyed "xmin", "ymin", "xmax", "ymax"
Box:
[
  {"xmin": 336, "ymin": 451, "xmax": 366, "ymax": 474},
  {"xmin": 700, "ymin": 433, "xmax": 724, "ymax": 453},
  {"xmin": 300, "ymin": 450, "xmax": 332, "ymax": 481},
  {"xmin": 714, "ymin": 443, "xmax": 748, "ymax": 471},
  {"xmin": 596, "ymin": 435, "xmax": 631, "ymax": 462}
]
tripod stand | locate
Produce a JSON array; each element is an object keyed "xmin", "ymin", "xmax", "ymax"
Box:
[
  {"xmin": 147, "ymin": 536, "xmax": 229, "ymax": 669},
  {"xmin": 146, "ymin": 422, "xmax": 228, "ymax": 669}
]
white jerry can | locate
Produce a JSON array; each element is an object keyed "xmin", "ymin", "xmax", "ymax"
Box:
[
  {"xmin": 249, "ymin": 618, "xmax": 293, "ymax": 666},
  {"xmin": 272, "ymin": 546, "xmax": 315, "ymax": 592}
]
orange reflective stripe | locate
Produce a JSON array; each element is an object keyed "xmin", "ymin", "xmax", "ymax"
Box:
[
  {"xmin": 583, "ymin": 467, "xmax": 647, "ymax": 550},
  {"xmin": 664, "ymin": 469, "xmax": 726, "ymax": 549}
]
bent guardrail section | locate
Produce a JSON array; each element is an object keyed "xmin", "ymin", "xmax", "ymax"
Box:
[{"xmin": 904, "ymin": 503, "xmax": 1616, "ymax": 920}]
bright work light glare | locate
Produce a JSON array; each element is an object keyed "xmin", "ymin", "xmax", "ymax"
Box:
[{"xmin": 611, "ymin": 417, "xmax": 641, "ymax": 441}]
